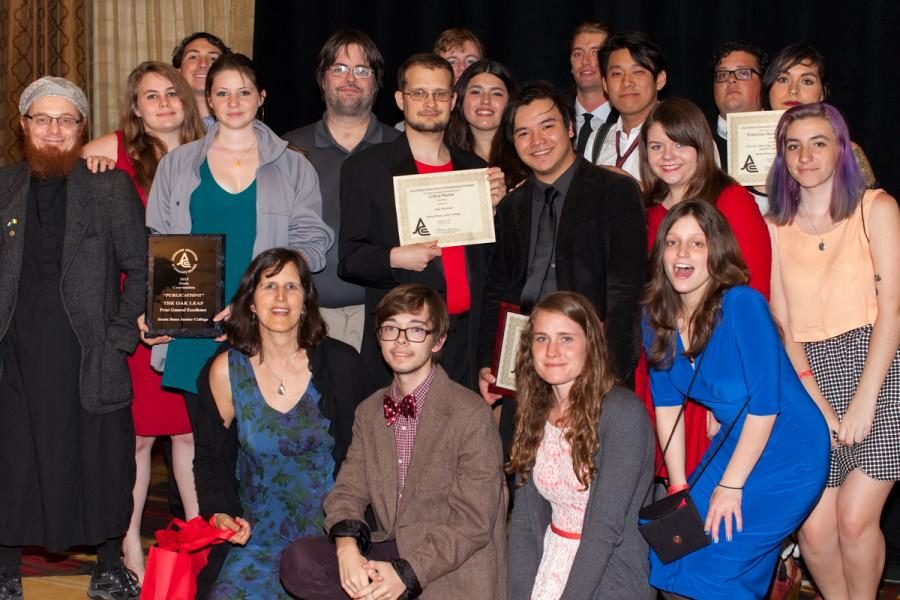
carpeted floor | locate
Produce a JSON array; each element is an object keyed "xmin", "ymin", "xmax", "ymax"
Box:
[{"xmin": 18, "ymin": 448, "xmax": 900, "ymax": 599}]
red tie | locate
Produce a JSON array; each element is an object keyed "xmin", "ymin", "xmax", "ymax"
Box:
[{"xmin": 383, "ymin": 395, "xmax": 416, "ymax": 426}]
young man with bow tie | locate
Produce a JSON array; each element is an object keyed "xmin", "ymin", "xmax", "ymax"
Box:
[{"xmin": 280, "ymin": 283, "xmax": 506, "ymax": 600}]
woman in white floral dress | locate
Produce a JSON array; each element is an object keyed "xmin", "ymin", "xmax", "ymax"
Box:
[{"xmin": 506, "ymin": 292, "xmax": 655, "ymax": 600}]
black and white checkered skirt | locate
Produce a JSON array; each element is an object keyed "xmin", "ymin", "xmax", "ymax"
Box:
[{"xmin": 804, "ymin": 324, "xmax": 900, "ymax": 487}]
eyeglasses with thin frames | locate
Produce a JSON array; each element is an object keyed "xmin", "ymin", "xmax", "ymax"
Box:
[
  {"xmin": 376, "ymin": 325, "xmax": 433, "ymax": 343},
  {"xmin": 713, "ymin": 68, "xmax": 761, "ymax": 83},
  {"xmin": 328, "ymin": 64, "xmax": 374, "ymax": 79},
  {"xmin": 402, "ymin": 89, "xmax": 453, "ymax": 103},
  {"xmin": 24, "ymin": 114, "xmax": 83, "ymax": 129}
]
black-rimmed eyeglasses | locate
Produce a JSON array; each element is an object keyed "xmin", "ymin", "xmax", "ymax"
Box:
[
  {"xmin": 713, "ymin": 68, "xmax": 761, "ymax": 83},
  {"xmin": 376, "ymin": 325, "xmax": 433, "ymax": 343}
]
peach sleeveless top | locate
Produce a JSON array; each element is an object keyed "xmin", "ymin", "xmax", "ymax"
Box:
[{"xmin": 769, "ymin": 189, "xmax": 881, "ymax": 343}]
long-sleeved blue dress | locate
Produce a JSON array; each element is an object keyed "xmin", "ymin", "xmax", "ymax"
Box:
[{"xmin": 644, "ymin": 286, "xmax": 829, "ymax": 599}]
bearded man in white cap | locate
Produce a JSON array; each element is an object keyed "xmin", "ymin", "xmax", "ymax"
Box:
[{"xmin": 0, "ymin": 76, "xmax": 146, "ymax": 600}]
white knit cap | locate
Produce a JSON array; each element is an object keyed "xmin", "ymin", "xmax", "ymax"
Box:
[{"xmin": 18, "ymin": 76, "xmax": 89, "ymax": 119}]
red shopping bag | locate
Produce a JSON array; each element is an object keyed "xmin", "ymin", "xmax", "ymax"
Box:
[{"xmin": 140, "ymin": 517, "xmax": 235, "ymax": 600}]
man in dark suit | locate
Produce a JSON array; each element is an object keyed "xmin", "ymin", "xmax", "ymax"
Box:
[
  {"xmin": 338, "ymin": 53, "xmax": 505, "ymax": 390},
  {"xmin": 0, "ymin": 77, "xmax": 146, "ymax": 599},
  {"xmin": 478, "ymin": 82, "xmax": 646, "ymax": 409},
  {"xmin": 568, "ymin": 20, "xmax": 618, "ymax": 155},
  {"xmin": 280, "ymin": 284, "xmax": 506, "ymax": 600}
]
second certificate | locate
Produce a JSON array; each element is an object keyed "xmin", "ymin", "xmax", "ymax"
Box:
[{"xmin": 393, "ymin": 167, "xmax": 495, "ymax": 247}]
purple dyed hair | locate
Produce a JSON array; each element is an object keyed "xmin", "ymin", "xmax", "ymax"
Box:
[{"xmin": 766, "ymin": 103, "xmax": 866, "ymax": 225}]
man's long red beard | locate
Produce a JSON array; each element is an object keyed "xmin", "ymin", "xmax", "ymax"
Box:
[{"xmin": 23, "ymin": 136, "xmax": 83, "ymax": 178}]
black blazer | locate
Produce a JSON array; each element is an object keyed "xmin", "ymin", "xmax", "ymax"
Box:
[
  {"xmin": 338, "ymin": 134, "xmax": 489, "ymax": 388},
  {"xmin": 479, "ymin": 159, "xmax": 646, "ymax": 383},
  {"xmin": 192, "ymin": 337, "xmax": 374, "ymax": 598}
]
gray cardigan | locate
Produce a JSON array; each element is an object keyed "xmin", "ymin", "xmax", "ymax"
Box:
[
  {"xmin": 507, "ymin": 387, "xmax": 656, "ymax": 600},
  {"xmin": 146, "ymin": 119, "xmax": 333, "ymax": 270},
  {"xmin": 145, "ymin": 120, "xmax": 333, "ymax": 371}
]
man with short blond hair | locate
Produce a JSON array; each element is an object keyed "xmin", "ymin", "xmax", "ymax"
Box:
[
  {"xmin": 569, "ymin": 20, "xmax": 617, "ymax": 154},
  {"xmin": 432, "ymin": 27, "xmax": 485, "ymax": 82}
]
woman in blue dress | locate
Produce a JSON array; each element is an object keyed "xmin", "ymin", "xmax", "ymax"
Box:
[
  {"xmin": 194, "ymin": 248, "xmax": 371, "ymax": 599},
  {"xmin": 642, "ymin": 200, "xmax": 829, "ymax": 598}
]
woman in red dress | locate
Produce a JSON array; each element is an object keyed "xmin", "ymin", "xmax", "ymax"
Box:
[
  {"xmin": 636, "ymin": 97, "xmax": 771, "ymax": 475},
  {"xmin": 82, "ymin": 61, "xmax": 205, "ymax": 581}
]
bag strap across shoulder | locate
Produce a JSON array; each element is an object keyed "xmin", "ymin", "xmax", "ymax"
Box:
[{"xmin": 589, "ymin": 121, "xmax": 615, "ymax": 164}]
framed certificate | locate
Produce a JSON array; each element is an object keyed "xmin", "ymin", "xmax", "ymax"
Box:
[
  {"xmin": 726, "ymin": 110, "xmax": 786, "ymax": 186},
  {"xmin": 146, "ymin": 234, "xmax": 225, "ymax": 338},
  {"xmin": 489, "ymin": 303, "xmax": 530, "ymax": 396},
  {"xmin": 393, "ymin": 168, "xmax": 495, "ymax": 247}
]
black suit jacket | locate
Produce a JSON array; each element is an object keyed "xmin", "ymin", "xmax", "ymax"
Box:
[
  {"xmin": 338, "ymin": 134, "xmax": 488, "ymax": 388},
  {"xmin": 479, "ymin": 158, "xmax": 646, "ymax": 383}
]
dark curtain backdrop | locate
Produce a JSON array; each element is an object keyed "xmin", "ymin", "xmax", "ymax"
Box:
[{"xmin": 254, "ymin": 0, "xmax": 899, "ymax": 196}]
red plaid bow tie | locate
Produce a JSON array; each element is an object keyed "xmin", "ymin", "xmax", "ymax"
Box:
[{"xmin": 383, "ymin": 394, "xmax": 416, "ymax": 426}]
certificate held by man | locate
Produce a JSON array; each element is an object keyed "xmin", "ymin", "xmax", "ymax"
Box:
[
  {"xmin": 393, "ymin": 167, "xmax": 495, "ymax": 247},
  {"xmin": 726, "ymin": 109, "xmax": 786, "ymax": 186}
]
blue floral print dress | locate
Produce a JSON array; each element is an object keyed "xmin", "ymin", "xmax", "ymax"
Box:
[{"xmin": 209, "ymin": 349, "xmax": 335, "ymax": 599}]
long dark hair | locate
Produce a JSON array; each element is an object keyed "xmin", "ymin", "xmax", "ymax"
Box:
[
  {"xmin": 446, "ymin": 59, "xmax": 519, "ymax": 153},
  {"xmin": 644, "ymin": 200, "xmax": 748, "ymax": 369},
  {"xmin": 226, "ymin": 248, "xmax": 327, "ymax": 357},
  {"xmin": 206, "ymin": 53, "xmax": 264, "ymax": 99},
  {"xmin": 640, "ymin": 97, "xmax": 734, "ymax": 207},
  {"xmin": 121, "ymin": 62, "xmax": 203, "ymax": 193},
  {"xmin": 507, "ymin": 292, "xmax": 617, "ymax": 490},
  {"xmin": 763, "ymin": 44, "xmax": 829, "ymax": 109}
]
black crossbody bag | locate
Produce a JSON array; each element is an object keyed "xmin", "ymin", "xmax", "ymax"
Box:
[{"xmin": 638, "ymin": 352, "xmax": 750, "ymax": 564}]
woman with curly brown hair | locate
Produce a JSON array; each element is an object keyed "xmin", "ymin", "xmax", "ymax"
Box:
[{"xmin": 506, "ymin": 291, "xmax": 655, "ymax": 599}]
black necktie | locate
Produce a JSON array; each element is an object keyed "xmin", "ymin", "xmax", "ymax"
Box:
[
  {"xmin": 575, "ymin": 112, "xmax": 593, "ymax": 154},
  {"xmin": 521, "ymin": 187, "xmax": 559, "ymax": 309}
]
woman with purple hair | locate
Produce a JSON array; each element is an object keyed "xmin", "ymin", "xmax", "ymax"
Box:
[{"xmin": 767, "ymin": 102, "xmax": 899, "ymax": 599}]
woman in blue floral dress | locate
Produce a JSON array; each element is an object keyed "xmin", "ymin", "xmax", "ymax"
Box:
[{"xmin": 193, "ymin": 248, "xmax": 372, "ymax": 599}]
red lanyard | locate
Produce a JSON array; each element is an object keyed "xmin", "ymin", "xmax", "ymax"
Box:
[{"xmin": 615, "ymin": 130, "xmax": 640, "ymax": 168}]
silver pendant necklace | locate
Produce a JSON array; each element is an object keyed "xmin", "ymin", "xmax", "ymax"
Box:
[
  {"xmin": 260, "ymin": 350, "xmax": 300, "ymax": 395},
  {"xmin": 801, "ymin": 206, "xmax": 826, "ymax": 251}
]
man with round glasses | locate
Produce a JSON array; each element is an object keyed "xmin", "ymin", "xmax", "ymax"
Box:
[
  {"xmin": 338, "ymin": 53, "xmax": 505, "ymax": 391},
  {"xmin": 0, "ymin": 76, "xmax": 146, "ymax": 599},
  {"xmin": 284, "ymin": 30, "xmax": 399, "ymax": 351},
  {"xmin": 280, "ymin": 283, "xmax": 506, "ymax": 600}
]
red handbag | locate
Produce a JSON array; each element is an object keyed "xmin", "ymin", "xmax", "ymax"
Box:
[
  {"xmin": 140, "ymin": 517, "xmax": 235, "ymax": 600},
  {"xmin": 767, "ymin": 541, "xmax": 802, "ymax": 600}
]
